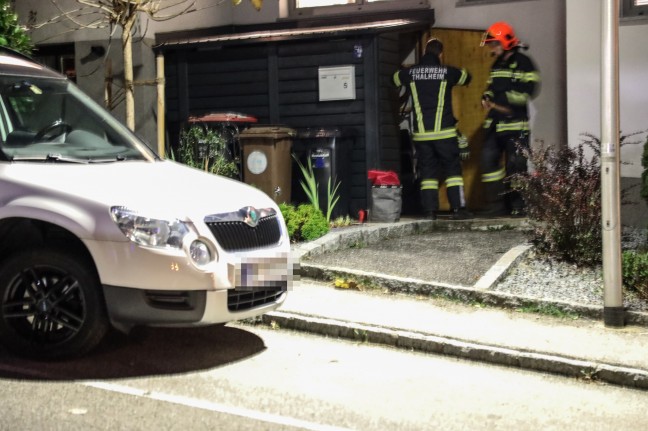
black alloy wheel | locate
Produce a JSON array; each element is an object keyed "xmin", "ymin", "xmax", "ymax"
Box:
[{"xmin": 0, "ymin": 249, "xmax": 109, "ymax": 359}]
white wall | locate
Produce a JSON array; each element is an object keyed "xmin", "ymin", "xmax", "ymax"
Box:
[
  {"xmin": 232, "ymin": 0, "xmax": 281, "ymax": 25},
  {"xmin": 567, "ymin": 0, "xmax": 648, "ymax": 178},
  {"xmin": 15, "ymin": 0, "xmax": 237, "ymax": 44},
  {"xmin": 145, "ymin": 0, "xmax": 234, "ymax": 34}
]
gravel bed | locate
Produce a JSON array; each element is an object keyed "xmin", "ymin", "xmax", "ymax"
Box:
[{"xmin": 492, "ymin": 228, "xmax": 648, "ymax": 312}]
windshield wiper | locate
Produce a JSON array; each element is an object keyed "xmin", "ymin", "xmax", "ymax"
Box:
[
  {"xmin": 9, "ymin": 153, "xmax": 138, "ymax": 163},
  {"xmin": 46, "ymin": 153, "xmax": 89, "ymax": 163},
  {"xmin": 10, "ymin": 153, "xmax": 90, "ymax": 164}
]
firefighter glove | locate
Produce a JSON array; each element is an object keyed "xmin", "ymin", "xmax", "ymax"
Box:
[{"xmin": 458, "ymin": 134, "xmax": 470, "ymax": 161}]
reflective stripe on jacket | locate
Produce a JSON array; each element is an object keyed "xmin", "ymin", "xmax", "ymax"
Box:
[
  {"xmin": 394, "ymin": 54, "xmax": 471, "ymax": 142},
  {"xmin": 482, "ymin": 50, "xmax": 540, "ymax": 135}
]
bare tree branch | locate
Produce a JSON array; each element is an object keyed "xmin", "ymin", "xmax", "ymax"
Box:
[
  {"xmin": 146, "ymin": 1, "xmax": 197, "ymax": 21},
  {"xmin": 77, "ymin": 0, "xmax": 119, "ymax": 21},
  {"xmin": 33, "ymin": 0, "xmax": 233, "ymax": 29},
  {"xmin": 34, "ymin": 0, "xmax": 262, "ymax": 131},
  {"xmin": 31, "ymin": 3, "xmax": 103, "ymax": 29}
]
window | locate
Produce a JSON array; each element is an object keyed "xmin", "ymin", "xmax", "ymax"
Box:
[
  {"xmin": 456, "ymin": 0, "xmax": 533, "ymax": 6},
  {"xmin": 31, "ymin": 44, "xmax": 77, "ymax": 83},
  {"xmin": 289, "ymin": 0, "xmax": 428, "ymax": 17},
  {"xmin": 622, "ymin": 0, "xmax": 648, "ymax": 18},
  {"xmin": 295, "ymin": 0, "xmax": 389, "ymax": 6}
]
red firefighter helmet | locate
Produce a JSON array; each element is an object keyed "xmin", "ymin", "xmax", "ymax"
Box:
[{"xmin": 481, "ymin": 21, "xmax": 520, "ymax": 51}]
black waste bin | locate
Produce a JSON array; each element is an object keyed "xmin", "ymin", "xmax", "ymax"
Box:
[{"xmin": 291, "ymin": 128, "xmax": 353, "ymax": 220}]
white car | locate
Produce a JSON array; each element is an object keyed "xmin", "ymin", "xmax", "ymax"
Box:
[{"xmin": 0, "ymin": 48, "xmax": 294, "ymax": 359}]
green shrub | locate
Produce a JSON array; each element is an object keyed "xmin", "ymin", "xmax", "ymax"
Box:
[
  {"xmin": 0, "ymin": 1, "xmax": 33, "ymax": 54},
  {"xmin": 299, "ymin": 204, "xmax": 329, "ymax": 241},
  {"xmin": 622, "ymin": 250, "xmax": 648, "ymax": 300},
  {"xmin": 641, "ymin": 135, "xmax": 648, "ymax": 210},
  {"xmin": 514, "ymin": 133, "xmax": 640, "ymax": 267},
  {"xmin": 279, "ymin": 203, "xmax": 298, "ymax": 239},
  {"xmin": 279, "ymin": 203, "xmax": 329, "ymax": 242},
  {"xmin": 514, "ymin": 139, "xmax": 602, "ymax": 266},
  {"xmin": 178, "ymin": 125, "xmax": 238, "ymax": 178}
]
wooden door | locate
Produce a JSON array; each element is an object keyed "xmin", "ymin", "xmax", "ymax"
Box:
[{"xmin": 423, "ymin": 28, "xmax": 492, "ymax": 210}]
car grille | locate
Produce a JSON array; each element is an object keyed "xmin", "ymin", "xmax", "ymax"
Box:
[
  {"xmin": 228, "ymin": 288, "xmax": 286, "ymax": 311},
  {"xmin": 205, "ymin": 213, "xmax": 281, "ymax": 252}
]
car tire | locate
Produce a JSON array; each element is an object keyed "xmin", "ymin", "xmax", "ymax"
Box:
[{"xmin": 0, "ymin": 248, "xmax": 109, "ymax": 359}]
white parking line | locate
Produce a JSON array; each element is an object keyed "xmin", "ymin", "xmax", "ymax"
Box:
[{"xmin": 83, "ymin": 381, "xmax": 353, "ymax": 431}]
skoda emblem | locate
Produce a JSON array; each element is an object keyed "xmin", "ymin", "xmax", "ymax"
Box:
[{"xmin": 243, "ymin": 206, "xmax": 259, "ymax": 228}]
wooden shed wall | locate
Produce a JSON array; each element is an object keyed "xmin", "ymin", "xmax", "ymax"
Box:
[{"xmin": 163, "ymin": 33, "xmax": 405, "ymax": 214}]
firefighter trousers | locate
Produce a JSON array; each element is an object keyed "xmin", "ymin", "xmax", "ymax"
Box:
[
  {"xmin": 415, "ymin": 137, "xmax": 466, "ymax": 215},
  {"xmin": 481, "ymin": 131, "xmax": 530, "ymax": 211}
]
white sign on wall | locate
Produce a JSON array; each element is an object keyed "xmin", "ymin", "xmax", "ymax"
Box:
[{"xmin": 318, "ymin": 65, "xmax": 356, "ymax": 101}]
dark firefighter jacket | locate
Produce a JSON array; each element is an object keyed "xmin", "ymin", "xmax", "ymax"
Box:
[
  {"xmin": 393, "ymin": 54, "xmax": 471, "ymax": 142},
  {"xmin": 483, "ymin": 49, "xmax": 540, "ymax": 135}
]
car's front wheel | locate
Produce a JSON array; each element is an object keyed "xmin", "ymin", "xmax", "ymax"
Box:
[{"xmin": 0, "ymin": 248, "xmax": 109, "ymax": 359}]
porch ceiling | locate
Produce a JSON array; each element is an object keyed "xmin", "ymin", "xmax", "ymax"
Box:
[{"xmin": 155, "ymin": 9, "xmax": 434, "ymax": 50}]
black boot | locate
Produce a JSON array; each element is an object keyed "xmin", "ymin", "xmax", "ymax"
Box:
[
  {"xmin": 478, "ymin": 181, "xmax": 508, "ymax": 217},
  {"xmin": 508, "ymin": 190, "xmax": 526, "ymax": 217},
  {"xmin": 420, "ymin": 188, "xmax": 438, "ymax": 220},
  {"xmin": 452, "ymin": 207, "xmax": 474, "ymax": 220}
]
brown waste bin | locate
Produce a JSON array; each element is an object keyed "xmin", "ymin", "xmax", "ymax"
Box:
[{"xmin": 239, "ymin": 125, "xmax": 296, "ymax": 204}]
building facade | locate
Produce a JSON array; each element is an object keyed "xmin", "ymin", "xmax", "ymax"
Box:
[{"xmin": 15, "ymin": 0, "xmax": 648, "ymax": 225}]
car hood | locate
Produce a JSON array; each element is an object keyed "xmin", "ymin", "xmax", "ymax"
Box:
[{"xmin": 1, "ymin": 160, "xmax": 278, "ymax": 221}]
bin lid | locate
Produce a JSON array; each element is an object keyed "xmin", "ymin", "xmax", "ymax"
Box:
[
  {"xmin": 296, "ymin": 127, "xmax": 342, "ymax": 138},
  {"xmin": 188, "ymin": 112, "xmax": 258, "ymax": 124},
  {"xmin": 239, "ymin": 125, "xmax": 296, "ymax": 139}
]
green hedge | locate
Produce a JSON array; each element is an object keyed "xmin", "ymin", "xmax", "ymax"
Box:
[{"xmin": 279, "ymin": 203, "xmax": 329, "ymax": 242}]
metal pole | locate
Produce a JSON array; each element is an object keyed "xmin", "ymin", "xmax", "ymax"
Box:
[
  {"xmin": 601, "ymin": 0, "xmax": 624, "ymax": 327},
  {"xmin": 157, "ymin": 53, "xmax": 166, "ymax": 158}
]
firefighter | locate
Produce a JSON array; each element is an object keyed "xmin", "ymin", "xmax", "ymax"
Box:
[
  {"xmin": 480, "ymin": 21, "xmax": 540, "ymax": 217},
  {"xmin": 393, "ymin": 38, "xmax": 473, "ymax": 220}
]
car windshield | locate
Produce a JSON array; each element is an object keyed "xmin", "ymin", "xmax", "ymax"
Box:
[{"xmin": 0, "ymin": 75, "xmax": 157, "ymax": 162}]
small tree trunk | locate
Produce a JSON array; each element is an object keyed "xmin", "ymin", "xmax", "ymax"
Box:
[
  {"xmin": 122, "ymin": 17, "xmax": 135, "ymax": 131},
  {"xmin": 104, "ymin": 59, "xmax": 112, "ymax": 109}
]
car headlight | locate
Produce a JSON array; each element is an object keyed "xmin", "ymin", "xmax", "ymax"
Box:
[{"xmin": 110, "ymin": 206, "xmax": 190, "ymax": 249}]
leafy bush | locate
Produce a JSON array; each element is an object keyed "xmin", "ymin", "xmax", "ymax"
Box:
[
  {"xmin": 622, "ymin": 250, "xmax": 648, "ymax": 300},
  {"xmin": 0, "ymin": 1, "xmax": 32, "ymax": 54},
  {"xmin": 513, "ymin": 133, "xmax": 640, "ymax": 266},
  {"xmin": 300, "ymin": 205, "xmax": 330, "ymax": 241},
  {"xmin": 177, "ymin": 125, "xmax": 238, "ymax": 178},
  {"xmin": 279, "ymin": 203, "xmax": 298, "ymax": 239},
  {"xmin": 514, "ymin": 139, "xmax": 602, "ymax": 266},
  {"xmin": 279, "ymin": 203, "xmax": 329, "ymax": 242},
  {"xmin": 330, "ymin": 215, "xmax": 353, "ymax": 228},
  {"xmin": 641, "ymin": 135, "xmax": 648, "ymax": 210}
]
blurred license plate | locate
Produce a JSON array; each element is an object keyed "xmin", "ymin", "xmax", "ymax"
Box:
[{"xmin": 235, "ymin": 257, "xmax": 291, "ymax": 291}]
